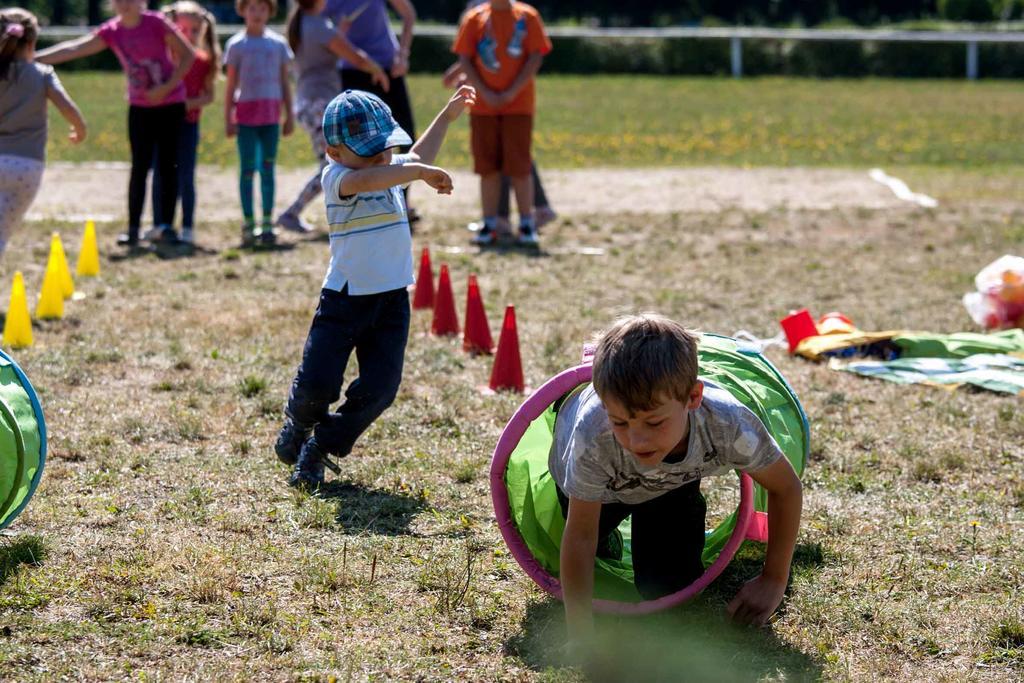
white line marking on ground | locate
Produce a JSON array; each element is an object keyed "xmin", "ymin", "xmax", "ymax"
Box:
[{"xmin": 869, "ymin": 168, "xmax": 938, "ymax": 208}]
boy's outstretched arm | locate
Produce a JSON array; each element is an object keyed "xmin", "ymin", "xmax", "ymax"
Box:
[
  {"xmin": 727, "ymin": 457, "xmax": 802, "ymax": 626},
  {"xmin": 560, "ymin": 497, "xmax": 602, "ymax": 649},
  {"xmin": 338, "ymin": 163, "xmax": 452, "ymax": 196},
  {"xmin": 408, "ymin": 85, "xmax": 476, "ymax": 165}
]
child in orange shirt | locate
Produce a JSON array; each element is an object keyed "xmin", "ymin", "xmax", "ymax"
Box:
[{"xmin": 453, "ymin": 0, "xmax": 551, "ymax": 246}]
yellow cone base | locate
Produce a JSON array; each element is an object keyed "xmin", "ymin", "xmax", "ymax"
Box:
[
  {"xmin": 3, "ymin": 272, "xmax": 33, "ymax": 348},
  {"xmin": 76, "ymin": 220, "xmax": 100, "ymax": 277}
]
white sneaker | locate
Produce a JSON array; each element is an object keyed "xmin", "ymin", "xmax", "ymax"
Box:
[{"xmin": 180, "ymin": 227, "xmax": 194, "ymax": 244}]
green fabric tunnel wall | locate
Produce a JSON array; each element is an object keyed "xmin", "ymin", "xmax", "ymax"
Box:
[{"xmin": 0, "ymin": 349, "xmax": 46, "ymax": 530}]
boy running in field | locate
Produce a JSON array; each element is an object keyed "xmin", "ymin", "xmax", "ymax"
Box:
[
  {"xmin": 275, "ymin": 85, "xmax": 476, "ymax": 490},
  {"xmin": 552, "ymin": 314, "xmax": 803, "ymax": 650},
  {"xmin": 453, "ymin": 0, "xmax": 551, "ymax": 246}
]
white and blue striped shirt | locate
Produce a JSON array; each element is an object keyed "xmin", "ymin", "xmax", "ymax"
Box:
[{"xmin": 320, "ymin": 155, "xmax": 414, "ymax": 295}]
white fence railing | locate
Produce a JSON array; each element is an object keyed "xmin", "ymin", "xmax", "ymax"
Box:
[{"xmin": 41, "ymin": 24, "xmax": 1024, "ymax": 79}]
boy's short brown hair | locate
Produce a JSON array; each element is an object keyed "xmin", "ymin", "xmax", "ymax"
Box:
[
  {"xmin": 236, "ymin": 0, "xmax": 276, "ymax": 15},
  {"xmin": 592, "ymin": 313, "xmax": 700, "ymax": 414}
]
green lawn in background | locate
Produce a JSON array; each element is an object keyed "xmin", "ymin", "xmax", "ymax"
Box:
[{"xmin": 46, "ymin": 72, "xmax": 1024, "ymax": 169}]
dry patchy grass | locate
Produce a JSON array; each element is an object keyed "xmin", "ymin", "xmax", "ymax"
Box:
[{"xmin": 0, "ymin": 191, "xmax": 1022, "ymax": 680}]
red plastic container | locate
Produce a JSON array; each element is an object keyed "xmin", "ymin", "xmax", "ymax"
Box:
[{"xmin": 780, "ymin": 309, "xmax": 819, "ymax": 353}]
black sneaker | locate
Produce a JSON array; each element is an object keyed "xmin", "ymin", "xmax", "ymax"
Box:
[
  {"xmin": 274, "ymin": 420, "xmax": 311, "ymax": 466},
  {"xmin": 117, "ymin": 233, "xmax": 139, "ymax": 247},
  {"xmin": 258, "ymin": 226, "xmax": 277, "ymax": 246},
  {"xmin": 288, "ymin": 438, "xmax": 327, "ymax": 491},
  {"xmin": 596, "ymin": 528, "xmax": 624, "ymax": 561},
  {"xmin": 241, "ymin": 224, "xmax": 257, "ymax": 248},
  {"xmin": 159, "ymin": 227, "xmax": 180, "ymax": 244}
]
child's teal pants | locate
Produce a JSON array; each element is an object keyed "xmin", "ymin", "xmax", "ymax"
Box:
[{"xmin": 237, "ymin": 124, "xmax": 279, "ymax": 224}]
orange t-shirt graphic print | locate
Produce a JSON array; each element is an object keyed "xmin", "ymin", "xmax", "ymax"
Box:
[{"xmin": 453, "ymin": 2, "xmax": 553, "ymax": 116}]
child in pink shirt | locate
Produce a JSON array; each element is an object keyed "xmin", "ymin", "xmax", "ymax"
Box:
[{"xmin": 38, "ymin": 0, "xmax": 195, "ymax": 247}]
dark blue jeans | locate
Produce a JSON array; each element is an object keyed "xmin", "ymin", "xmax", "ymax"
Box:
[
  {"xmin": 286, "ymin": 286, "xmax": 410, "ymax": 457},
  {"xmin": 152, "ymin": 120, "xmax": 199, "ymax": 228},
  {"xmin": 556, "ymin": 480, "xmax": 707, "ymax": 599}
]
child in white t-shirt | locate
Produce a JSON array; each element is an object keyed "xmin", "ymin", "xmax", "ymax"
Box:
[{"xmin": 275, "ymin": 86, "xmax": 476, "ymax": 491}]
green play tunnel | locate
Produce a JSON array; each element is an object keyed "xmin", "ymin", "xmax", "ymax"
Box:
[{"xmin": 0, "ymin": 349, "xmax": 46, "ymax": 530}]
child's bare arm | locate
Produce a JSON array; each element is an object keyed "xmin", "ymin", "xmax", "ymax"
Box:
[
  {"xmin": 408, "ymin": 86, "xmax": 476, "ymax": 165},
  {"xmin": 223, "ymin": 66, "xmax": 239, "ymax": 137},
  {"xmin": 560, "ymin": 497, "xmax": 602, "ymax": 648},
  {"xmin": 727, "ymin": 457, "xmax": 802, "ymax": 625},
  {"xmin": 280, "ymin": 61, "xmax": 294, "ymax": 136},
  {"xmin": 36, "ymin": 34, "xmax": 106, "ymax": 65},
  {"xmin": 46, "ymin": 82, "xmax": 86, "ymax": 144},
  {"xmin": 339, "ymin": 163, "xmax": 451, "ymax": 196},
  {"xmin": 147, "ymin": 28, "xmax": 195, "ymax": 104},
  {"xmin": 457, "ymin": 55, "xmax": 497, "ymax": 102},
  {"xmin": 328, "ymin": 34, "xmax": 389, "ymax": 92},
  {"xmin": 496, "ymin": 52, "xmax": 543, "ymax": 104}
]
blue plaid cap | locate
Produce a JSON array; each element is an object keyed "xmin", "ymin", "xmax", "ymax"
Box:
[{"xmin": 322, "ymin": 90, "xmax": 412, "ymax": 157}]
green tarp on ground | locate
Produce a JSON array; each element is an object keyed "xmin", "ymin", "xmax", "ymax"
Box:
[
  {"xmin": 834, "ymin": 354, "xmax": 1024, "ymax": 395},
  {"xmin": 504, "ymin": 334, "xmax": 809, "ymax": 602},
  {"xmin": 893, "ymin": 330, "xmax": 1024, "ymax": 360}
]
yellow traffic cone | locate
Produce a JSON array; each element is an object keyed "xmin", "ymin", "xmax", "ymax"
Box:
[
  {"xmin": 50, "ymin": 232, "xmax": 74, "ymax": 300},
  {"xmin": 36, "ymin": 256, "xmax": 64, "ymax": 320},
  {"xmin": 76, "ymin": 219, "xmax": 100, "ymax": 277},
  {"xmin": 3, "ymin": 272, "xmax": 33, "ymax": 348}
]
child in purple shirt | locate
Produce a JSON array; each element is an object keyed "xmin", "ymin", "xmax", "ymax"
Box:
[
  {"xmin": 38, "ymin": 0, "xmax": 195, "ymax": 247},
  {"xmin": 224, "ymin": 0, "xmax": 295, "ymax": 247}
]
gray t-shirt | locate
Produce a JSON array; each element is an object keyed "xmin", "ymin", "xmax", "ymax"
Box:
[
  {"xmin": 549, "ymin": 381, "xmax": 783, "ymax": 505},
  {"xmin": 294, "ymin": 14, "xmax": 343, "ymax": 104},
  {"xmin": 224, "ymin": 29, "xmax": 293, "ymax": 125},
  {"xmin": 0, "ymin": 62, "xmax": 65, "ymax": 160}
]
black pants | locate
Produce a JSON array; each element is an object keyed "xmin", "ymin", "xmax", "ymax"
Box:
[
  {"xmin": 127, "ymin": 103, "xmax": 184, "ymax": 237},
  {"xmin": 285, "ymin": 286, "xmax": 410, "ymax": 457},
  {"xmin": 557, "ymin": 480, "xmax": 707, "ymax": 600},
  {"xmin": 498, "ymin": 161, "xmax": 550, "ymax": 218}
]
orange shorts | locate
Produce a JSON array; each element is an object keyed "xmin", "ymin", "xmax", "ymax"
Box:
[{"xmin": 470, "ymin": 114, "xmax": 533, "ymax": 178}]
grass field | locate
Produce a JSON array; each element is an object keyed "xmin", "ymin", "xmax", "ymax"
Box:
[
  {"xmin": 1, "ymin": 72, "xmax": 1022, "ymax": 680},
  {"xmin": 45, "ymin": 73, "xmax": 1024, "ymax": 169}
]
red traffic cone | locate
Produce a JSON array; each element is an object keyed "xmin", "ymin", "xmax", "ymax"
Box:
[
  {"xmin": 412, "ymin": 247, "xmax": 434, "ymax": 310},
  {"xmin": 489, "ymin": 305, "xmax": 524, "ymax": 393},
  {"xmin": 463, "ymin": 274, "xmax": 494, "ymax": 354},
  {"xmin": 431, "ymin": 264, "xmax": 460, "ymax": 336}
]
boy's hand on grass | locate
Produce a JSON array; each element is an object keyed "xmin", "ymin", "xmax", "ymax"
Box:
[
  {"xmin": 283, "ymin": 115, "xmax": 295, "ymax": 137},
  {"xmin": 443, "ymin": 85, "xmax": 477, "ymax": 122},
  {"xmin": 225, "ymin": 121, "xmax": 238, "ymax": 139},
  {"xmin": 726, "ymin": 573, "xmax": 787, "ymax": 626},
  {"xmin": 418, "ymin": 165, "xmax": 453, "ymax": 194}
]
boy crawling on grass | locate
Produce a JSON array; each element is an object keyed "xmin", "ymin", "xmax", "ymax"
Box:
[{"xmin": 550, "ymin": 314, "xmax": 803, "ymax": 649}]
